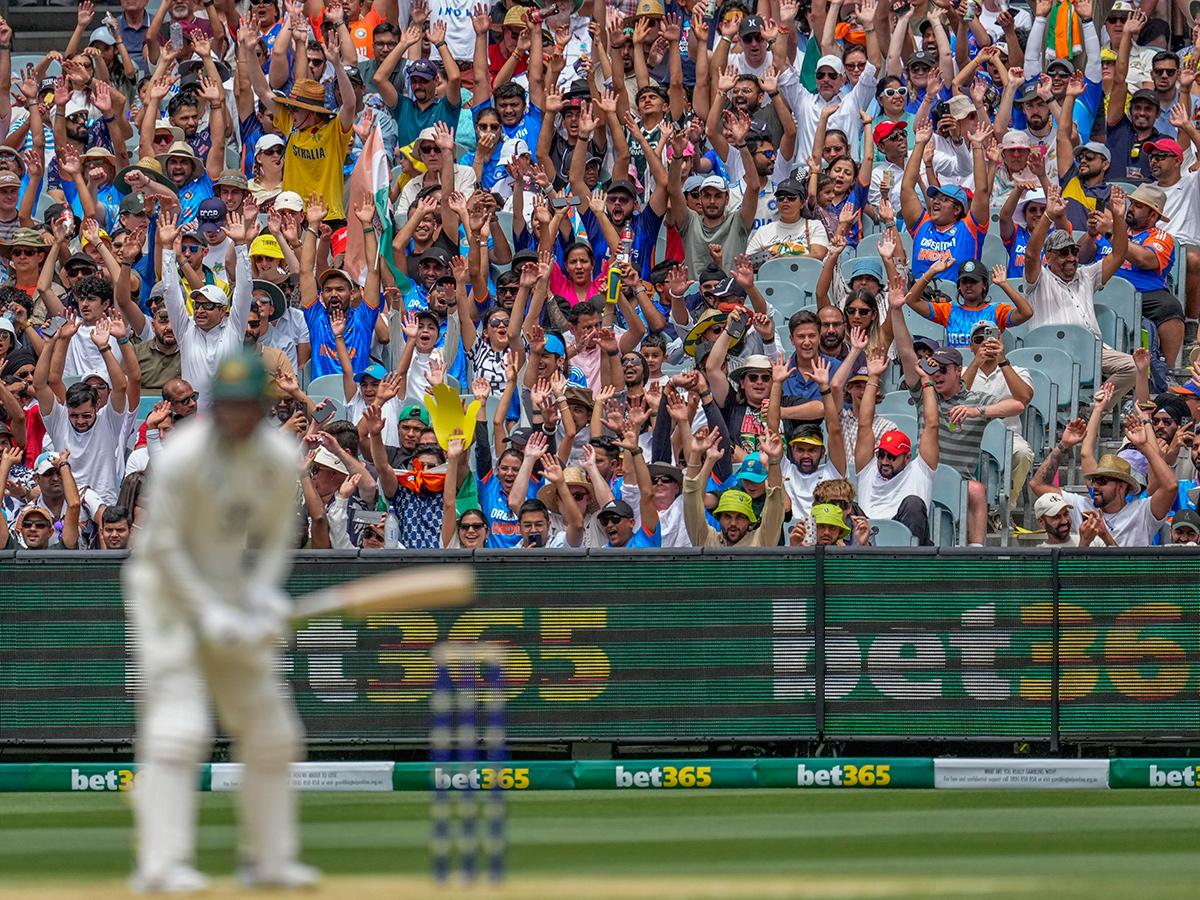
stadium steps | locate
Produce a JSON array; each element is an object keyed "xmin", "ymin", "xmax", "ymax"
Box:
[{"xmin": 4, "ymin": 6, "xmax": 118, "ymax": 53}]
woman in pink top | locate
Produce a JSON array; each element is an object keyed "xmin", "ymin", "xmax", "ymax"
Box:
[{"xmin": 549, "ymin": 242, "xmax": 611, "ymax": 307}]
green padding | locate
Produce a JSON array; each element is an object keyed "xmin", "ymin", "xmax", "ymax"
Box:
[
  {"xmin": 1109, "ymin": 759, "xmax": 1200, "ymax": 789},
  {"xmin": 392, "ymin": 761, "xmax": 574, "ymax": 791},
  {"xmin": 0, "ymin": 763, "xmax": 208, "ymax": 792},
  {"xmin": 575, "ymin": 759, "xmax": 757, "ymax": 789},
  {"xmin": 756, "ymin": 757, "xmax": 934, "ymax": 789}
]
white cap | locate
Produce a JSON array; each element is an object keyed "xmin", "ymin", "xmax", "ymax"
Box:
[
  {"xmin": 1034, "ymin": 492, "xmax": 1074, "ymax": 518},
  {"xmin": 80, "ymin": 368, "xmax": 111, "ymax": 387},
  {"xmin": 816, "ymin": 54, "xmax": 845, "ymax": 75},
  {"xmin": 274, "ymin": 190, "xmax": 304, "ymax": 212},
  {"xmin": 999, "ymin": 130, "xmax": 1032, "ymax": 150},
  {"xmin": 89, "ymin": 27, "xmax": 117, "ymax": 46},
  {"xmin": 0, "ymin": 317, "xmax": 15, "ymax": 337},
  {"xmin": 190, "ymin": 284, "xmax": 229, "ymax": 308},
  {"xmin": 498, "ymin": 138, "xmax": 530, "ymax": 166},
  {"xmin": 64, "ymin": 98, "xmax": 90, "ymax": 119},
  {"xmin": 416, "ymin": 126, "xmax": 439, "ymax": 144},
  {"xmin": 256, "ymin": 133, "xmax": 286, "ymax": 153},
  {"xmin": 700, "ymin": 174, "xmax": 728, "ymax": 192},
  {"xmin": 313, "ymin": 446, "xmax": 349, "ymax": 475}
]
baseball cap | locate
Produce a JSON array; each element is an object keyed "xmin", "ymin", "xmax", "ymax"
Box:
[
  {"xmin": 510, "ymin": 248, "xmax": 538, "ymax": 270},
  {"xmin": 738, "ymin": 14, "xmax": 765, "ymax": 36},
  {"xmin": 929, "ymin": 346, "xmax": 964, "ymax": 367},
  {"xmin": 597, "ymin": 498, "xmax": 635, "ymax": 521},
  {"xmin": 503, "ymin": 425, "xmax": 533, "ymax": 446},
  {"xmin": 906, "ymin": 51, "xmax": 936, "ymax": 69},
  {"xmin": 957, "ymin": 259, "xmax": 989, "ymax": 284},
  {"xmin": 250, "ymin": 234, "xmax": 285, "ymax": 259},
  {"xmin": 34, "ymin": 451, "xmax": 59, "ymax": 475},
  {"xmin": 812, "ymin": 503, "xmax": 851, "ymax": 536},
  {"xmin": 64, "ymin": 252, "xmax": 99, "ymax": 272},
  {"xmin": 1169, "ymin": 378, "xmax": 1200, "ymax": 398},
  {"xmin": 927, "ymin": 183, "xmax": 969, "ymax": 210},
  {"xmin": 543, "ymin": 334, "xmax": 567, "ymax": 356},
  {"xmin": 846, "ymin": 363, "xmax": 870, "ymax": 384},
  {"xmin": 256, "ymin": 133, "xmax": 286, "ymax": 153},
  {"xmin": 498, "ymin": 138, "xmax": 530, "ymax": 165},
  {"xmin": 1144, "ymin": 138, "xmax": 1184, "ymax": 161},
  {"xmin": 354, "ymin": 363, "xmax": 389, "ymax": 384},
  {"xmin": 119, "ymin": 192, "xmax": 148, "ymax": 214},
  {"xmin": 274, "ymin": 191, "xmax": 304, "ymax": 212},
  {"xmin": 912, "ymin": 335, "xmax": 940, "ymax": 352},
  {"xmin": 683, "ymin": 174, "xmax": 706, "ymax": 193},
  {"xmin": 399, "ymin": 403, "xmax": 431, "ymax": 426},
  {"xmin": 873, "ymin": 120, "xmax": 907, "ymax": 143},
  {"xmin": 608, "ymin": 180, "xmax": 639, "ymax": 199},
  {"xmin": 1171, "ymin": 509, "xmax": 1200, "ymax": 532},
  {"xmin": 1109, "ymin": 0, "xmax": 1136, "ymax": 12},
  {"xmin": 418, "ymin": 248, "xmax": 451, "ymax": 268},
  {"xmin": 789, "ymin": 423, "xmax": 825, "ymax": 447},
  {"xmin": 1131, "ymin": 88, "xmax": 1162, "ymax": 108},
  {"xmin": 89, "ymin": 26, "xmax": 117, "ymax": 46},
  {"xmin": 19, "ymin": 505, "xmax": 53, "ymax": 524},
  {"xmin": 1000, "ymin": 130, "xmax": 1032, "ymax": 150},
  {"xmin": 700, "ymin": 174, "xmax": 728, "ymax": 192},
  {"xmin": 1101, "ymin": 48, "xmax": 1118, "ymax": 62},
  {"xmin": 1015, "ymin": 81, "xmax": 1041, "ymax": 104},
  {"xmin": 408, "ymin": 58, "xmax": 438, "ymax": 81},
  {"xmin": 0, "ymin": 171, "xmax": 23, "ymax": 190},
  {"xmin": 190, "ymin": 284, "xmax": 229, "ymax": 308},
  {"xmin": 775, "ymin": 176, "xmax": 805, "ymax": 197},
  {"xmin": 1044, "ymin": 229, "xmax": 1079, "ymax": 252},
  {"xmin": 711, "ymin": 277, "xmax": 748, "ymax": 299},
  {"xmin": 313, "ymin": 446, "xmax": 349, "ymax": 475},
  {"xmin": 196, "ymin": 197, "xmax": 228, "ymax": 232},
  {"xmin": 0, "ymin": 318, "xmax": 15, "ymax": 337},
  {"xmin": 946, "ymin": 95, "xmax": 975, "ymax": 119},
  {"xmin": 1074, "ymin": 141, "xmax": 1111, "ymax": 162},
  {"xmin": 816, "ymin": 54, "xmax": 845, "ymax": 76},
  {"xmin": 1033, "ymin": 492, "xmax": 1074, "ymax": 518},
  {"xmin": 876, "ymin": 431, "xmax": 911, "ymax": 455},
  {"xmin": 1046, "ymin": 58, "xmax": 1075, "ymax": 75}
]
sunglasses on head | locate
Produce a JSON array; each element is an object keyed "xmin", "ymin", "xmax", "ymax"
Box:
[{"xmin": 193, "ymin": 300, "xmax": 224, "ymax": 312}]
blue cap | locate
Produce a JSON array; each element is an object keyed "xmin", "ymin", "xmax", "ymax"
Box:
[
  {"xmin": 926, "ymin": 184, "xmax": 969, "ymax": 210},
  {"xmin": 720, "ymin": 456, "xmax": 768, "ymax": 489},
  {"xmin": 848, "ymin": 257, "xmax": 884, "ymax": 284},
  {"xmin": 354, "ymin": 363, "xmax": 389, "ymax": 384},
  {"xmin": 543, "ymin": 334, "xmax": 566, "ymax": 356}
]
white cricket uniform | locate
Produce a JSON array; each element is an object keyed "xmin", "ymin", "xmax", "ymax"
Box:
[{"xmin": 124, "ymin": 417, "xmax": 306, "ymax": 888}]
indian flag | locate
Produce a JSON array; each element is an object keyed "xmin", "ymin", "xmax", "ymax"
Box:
[{"xmin": 344, "ymin": 121, "xmax": 396, "ymax": 288}]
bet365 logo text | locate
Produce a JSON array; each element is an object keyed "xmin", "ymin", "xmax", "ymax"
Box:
[
  {"xmin": 1149, "ymin": 765, "xmax": 1200, "ymax": 787},
  {"xmin": 71, "ymin": 768, "xmax": 140, "ymax": 791},
  {"xmin": 797, "ymin": 763, "xmax": 891, "ymax": 787},
  {"xmin": 615, "ymin": 765, "xmax": 713, "ymax": 788}
]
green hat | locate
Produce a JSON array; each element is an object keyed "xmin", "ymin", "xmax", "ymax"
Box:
[
  {"xmin": 684, "ymin": 308, "xmax": 741, "ymax": 358},
  {"xmin": 211, "ymin": 350, "xmax": 270, "ymax": 402},
  {"xmin": 400, "ymin": 402, "xmax": 431, "ymax": 426},
  {"xmin": 812, "ymin": 503, "xmax": 851, "ymax": 536},
  {"xmin": 712, "ymin": 489, "xmax": 757, "ymax": 524}
]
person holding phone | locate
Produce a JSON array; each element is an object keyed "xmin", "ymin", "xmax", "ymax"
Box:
[{"xmin": 962, "ymin": 321, "xmax": 1036, "ymax": 494}]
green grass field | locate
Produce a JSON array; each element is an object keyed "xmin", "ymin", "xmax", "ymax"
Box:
[{"xmin": 5, "ymin": 789, "xmax": 1200, "ymax": 899}]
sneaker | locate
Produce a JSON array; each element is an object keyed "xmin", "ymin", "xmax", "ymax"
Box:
[
  {"xmin": 237, "ymin": 861, "xmax": 322, "ymax": 889},
  {"xmin": 129, "ymin": 866, "xmax": 210, "ymax": 894},
  {"xmin": 1186, "ymin": 320, "xmax": 1198, "ymax": 347}
]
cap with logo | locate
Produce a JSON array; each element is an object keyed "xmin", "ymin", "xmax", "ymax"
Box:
[
  {"xmin": 1033, "ymin": 491, "xmax": 1074, "ymax": 518},
  {"xmin": 211, "ymin": 349, "xmax": 269, "ymax": 402},
  {"xmin": 196, "ymin": 197, "xmax": 228, "ymax": 232},
  {"xmin": 812, "ymin": 503, "xmax": 851, "ymax": 536},
  {"xmin": 1131, "ymin": 88, "xmax": 1162, "ymax": 109},
  {"xmin": 738, "ymin": 14, "xmax": 765, "ymax": 36},
  {"xmin": 957, "ymin": 259, "xmax": 989, "ymax": 287},
  {"xmin": 399, "ymin": 403, "xmax": 432, "ymax": 426},
  {"xmin": 876, "ymin": 430, "xmax": 911, "ymax": 455},
  {"xmin": 274, "ymin": 190, "xmax": 304, "ymax": 212},
  {"xmin": 597, "ymin": 498, "xmax": 636, "ymax": 521}
]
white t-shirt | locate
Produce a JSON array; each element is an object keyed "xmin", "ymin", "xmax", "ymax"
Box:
[
  {"xmin": 262, "ymin": 306, "xmax": 311, "ymax": 371},
  {"xmin": 931, "ymin": 135, "xmax": 973, "ymax": 190},
  {"xmin": 43, "ymin": 401, "xmax": 126, "ymax": 505},
  {"xmin": 63, "ymin": 324, "xmax": 110, "ymax": 380},
  {"xmin": 203, "ymin": 235, "xmax": 234, "ymax": 285},
  {"xmin": 978, "ymin": 4, "xmax": 1031, "ymax": 39},
  {"xmin": 779, "ymin": 456, "xmax": 841, "ymax": 522},
  {"xmin": 970, "ymin": 363, "xmax": 1033, "ymax": 436},
  {"xmin": 856, "ymin": 454, "xmax": 936, "ymax": 520},
  {"xmin": 746, "ymin": 217, "xmax": 829, "ymax": 258},
  {"xmin": 1158, "ymin": 170, "xmax": 1200, "ymax": 247},
  {"xmin": 347, "ymin": 393, "xmax": 403, "ymax": 446},
  {"xmin": 1060, "ymin": 490, "xmax": 1166, "ymax": 547}
]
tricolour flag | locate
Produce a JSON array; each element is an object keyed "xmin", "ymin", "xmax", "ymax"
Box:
[{"xmin": 344, "ymin": 121, "xmax": 395, "ymax": 288}]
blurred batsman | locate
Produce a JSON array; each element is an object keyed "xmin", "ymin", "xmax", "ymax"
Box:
[{"xmin": 124, "ymin": 350, "xmax": 317, "ymax": 892}]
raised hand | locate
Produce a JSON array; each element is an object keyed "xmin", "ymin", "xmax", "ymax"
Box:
[
  {"xmin": 866, "ymin": 345, "xmax": 889, "ymax": 377},
  {"xmin": 1060, "ymin": 417, "xmax": 1087, "ymax": 447},
  {"xmin": 306, "ymin": 192, "xmax": 327, "ymax": 225},
  {"xmin": 90, "ymin": 316, "xmax": 112, "ymax": 348}
]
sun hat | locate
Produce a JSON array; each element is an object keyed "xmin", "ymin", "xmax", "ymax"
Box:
[
  {"xmin": 274, "ymin": 78, "xmax": 334, "ymax": 116},
  {"xmin": 712, "ymin": 489, "xmax": 758, "ymax": 523},
  {"xmin": 812, "ymin": 502, "xmax": 850, "ymax": 536}
]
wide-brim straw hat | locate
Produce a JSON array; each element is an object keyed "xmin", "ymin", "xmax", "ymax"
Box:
[
  {"xmin": 155, "ymin": 142, "xmax": 203, "ymax": 186},
  {"xmin": 538, "ymin": 466, "xmax": 600, "ymax": 516},
  {"xmin": 115, "ymin": 156, "xmax": 179, "ymax": 196},
  {"xmin": 275, "ymin": 78, "xmax": 334, "ymax": 116},
  {"xmin": 1091, "ymin": 453, "xmax": 1141, "ymax": 491}
]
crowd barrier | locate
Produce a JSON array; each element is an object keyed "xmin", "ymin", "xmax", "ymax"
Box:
[{"xmin": 1, "ymin": 548, "xmax": 1197, "ymax": 748}]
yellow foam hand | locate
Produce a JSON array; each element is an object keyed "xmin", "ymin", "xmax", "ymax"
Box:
[{"xmin": 425, "ymin": 383, "xmax": 479, "ymax": 450}]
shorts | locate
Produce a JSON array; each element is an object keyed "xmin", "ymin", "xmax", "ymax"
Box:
[{"xmin": 1140, "ymin": 288, "xmax": 1185, "ymax": 326}]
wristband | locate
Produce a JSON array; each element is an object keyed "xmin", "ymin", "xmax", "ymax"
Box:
[
  {"xmin": 819, "ymin": 387, "xmax": 831, "ymax": 396},
  {"xmin": 977, "ymin": 406, "xmax": 986, "ymax": 418},
  {"xmin": 363, "ymin": 225, "xmax": 373, "ymax": 233},
  {"xmin": 606, "ymin": 348, "xmax": 620, "ymax": 356},
  {"xmin": 922, "ymin": 381, "xmax": 935, "ymax": 389},
  {"xmin": 766, "ymin": 90, "xmax": 779, "ymax": 98},
  {"xmin": 717, "ymin": 34, "xmax": 730, "ymax": 44},
  {"xmin": 0, "ymin": 44, "xmax": 11, "ymax": 51},
  {"xmin": 100, "ymin": 344, "xmax": 114, "ymax": 354},
  {"xmin": 434, "ymin": 40, "xmax": 447, "ymax": 48},
  {"xmin": 866, "ymin": 380, "xmax": 880, "ymax": 387},
  {"xmin": 629, "ymin": 447, "xmax": 643, "ymax": 456},
  {"xmin": 102, "ymin": 115, "xmax": 115, "ymax": 124},
  {"xmin": 999, "ymin": 360, "xmax": 1011, "ymax": 368},
  {"xmin": 767, "ymin": 456, "xmax": 783, "ymax": 465},
  {"xmin": 117, "ymin": 336, "xmax": 130, "ymax": 345},
  {"xmin": 699, "ymin": 390, "xmax": 712, "ymax": 400}
]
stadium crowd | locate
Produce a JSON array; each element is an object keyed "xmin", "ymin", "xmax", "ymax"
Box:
[{"xmin": 4, "ymin": 0, "xmax": 1200, "ymax": 552}]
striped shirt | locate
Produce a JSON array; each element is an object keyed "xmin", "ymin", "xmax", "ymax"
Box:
[{"xmin": 907, "ymin": 380, "xmax": 989, "ymax": 481}]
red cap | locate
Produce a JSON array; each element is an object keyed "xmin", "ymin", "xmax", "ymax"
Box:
[
  {"xmin": 330, "ymin": 226, "xmax": 348, "ymax": 259},
  {"xmin": 1144, "ymin": 138, "xmax": 1184, "ymax": 159},
  {"xmin": 877, "ymin": 430, "xmax": 912, "ymax": 455},
  {"xmin": 873, "ymin": 120, "xmax": 908, "ymax": 143}
]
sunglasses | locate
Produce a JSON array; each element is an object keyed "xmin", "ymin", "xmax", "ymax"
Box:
[
  {"xmin": 1149, "ymin": 151, "xmax": 1176, "ymax": 161},
  {"xmin": 488, "ymin": 317, "xmax": 509, "ymax": 327},
  {"xmin": 650, "ymin": 475, "xmax": 676, "ymax": 485},
  {"xmin": 844, "ymin": 60, "xmax": 866, "ymax": 70},
  {"xmin": 598, "ymin": 514, "xmax": 625, "ymax": 525},
  {"xmin": 9, "ymin": 247, "xmax": 41, "ymax": 258},
  {"xmin": 1107, "ymin": 13, "xmax": 1129, "ymax": 21},
  {"xmin": 420, "ymin": 145, "xmax": 442, "ymax": 155},
  {"xmin": 823, "ymin": 498, "xmax": 852, "ymax": 509},
  {"xmin": 181, "ymin": 244, "xmax": 203, "ymax": 253},
  {"xmin": 1088, "ymin": 476, "xmax": 1115, "ymax": 487},
  {"xmin": 153, "ymin": 311, "xmax": 171, "ymax": 322},
  {"xmin": 171, "ymin": 391, "xmax": 200, "ymax": 405},
  {"xmin": 880, "ymin": 87, "xmax": 906, "ymax": 98},
  {"xmin": 909, "ymin": 64, "xmax": 932, "ymax": 73},
  {"xmin": 1153, "ymin": 68, "xmax": 1178, "ymax": 77},
  {"xmin": 742, "ymin": 33, "xmax": 767, "ymax": 43},
  {"xmin": 1052, "ymin": 246, "xmax": 1080, "ymax": 258},
  {"xmin": 876, "ymin": 449, "xmax": 901, "ymax": 460},
  {"xmin": 777, "ymin": 192, "xmax": 801, "ymax": 202},
  {"xmin": 152, "ymin": 133, "xmax": 173, "ymax": 143},
  {"xmin": 816, "ymin": 71, "xmax": 839, "ymax": 80},
  {"xmin": 757, "ymin": 148, "xmax": 776, "ymax": 158},
  {"xmin": 193, "ymin": 300, "xmax": 224, "ymax": 311},
  {"xmin": 846, "ymin": 307, "xmax": 873, "ymax": 317},
  {"xmin": 259, "ymin": 146, "xmax": 284, "ymax": 157},
  {"xmin": 569, "ymin": 490, "xmax": 590, "ymax": 502},
  {"xmin": 743, "ymin": 372, "xmax": 771, "ymax": 383},
  {"xmin": 459, "ymin": 520, "xmax": 486, "ymax": 531},
  {"xmin": 66, "ymin": 266, "xmax": 96, "ymax": 277},
  {"xmin": 1078, "ymin": 151, "xmax": 1102, "ymax": 162},
  {"xmin": 476, "ymin": 122, "xmax": 501, "ymax": 132},
  {"xmin": 686, "ymin": 190, "xmax": 701, "ymax": 199}
]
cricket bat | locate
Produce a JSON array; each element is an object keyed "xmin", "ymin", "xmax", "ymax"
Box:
[{"xmin": 290, "ymin": 566, "xmax": 474, "ymax": 622}]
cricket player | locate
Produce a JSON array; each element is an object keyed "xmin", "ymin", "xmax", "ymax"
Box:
[{"xmin": 125, "ymin": 350, "xmax": 318, "ymax": 892}]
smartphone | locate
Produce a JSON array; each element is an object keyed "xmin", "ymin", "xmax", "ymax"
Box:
[
  {"xmin": 526, "ymin": 532, "xmax": 544, "ymax": 548},
  {"xmin": 551, "ymin": 196, "xmax": 583, "ymax": 209},
  {"xmin": 170, "ymin": 21, "xmax": 184, "ymax": 52},
  {"xmin": 725, "ymin": 313, "xmax": 749, "ymax": 342},
  {"xmin": 42, "ymin": 315, "xmax": 66, "ymax": 338},
  {"xmin": 975, "ymin": 323, "xmax": 1000, "ymax": 343},
  {"xmin": 351, "ymin": 508, "xmax": 386, "ymax": 526},
  {"xmin": 312, "ymin": 400, "xmax": 335, "ymax": 425}
]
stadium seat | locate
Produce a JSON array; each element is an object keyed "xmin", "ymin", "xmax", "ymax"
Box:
[
  {"xmin": 758, "ymin": 280, "xmax": 815, "ymax": 326},
  {"xmin": 881, "ymin": 412, "xmax": 919, "ymax": 446},
  {"xmin": 981, "ymin": 235, "xmax": 1008, "ymax": 273},
  {"xmin": 1007, "ymin": 347, "xmax": 1079, "ymax": 423},
  {"xmin": 1018, "ymin": 366, "xmax": 1059, "ymax": 461},
  {"xmin": 757, "ymin": 256, "xmax": 824, "ymax": 292},
  {"xmin": 853, "ymin": 231, "xmax": 883, "ymax": 259},
  {"xmin": 306, "ymin": 373, "xmax": 346, "ymax": 403},
  {"xmin": 897, "ymin": 228, "xmax": 914, "ymax": 262},
  {"xmin": 868, "ymin": 517, "xmax": 918, "ymax": 547},
  {"xmin": 903, "ymin": 305, "xmax": 947, "ymax": 346},
  {"xmin": 1022, "ymin": 324, "xmax": 1100, "ymax": 391},
  {"xmin": 443, "ymin": 375, "xmax": 461, "ymax": 393},
  {"xmin": 978, "ymin": 419, "xmax": 1014, "ymax": 545},
  {"xmin": 931, "ymin": 465, "xmax": 968, "ymax": 547},
  {"xmin": 1094, "ymin": 304, "xmax": 1125, "ymax": 352},
  {"xmin": 875, "ymin": 390, "xmax": 918, "ymax": 419},
  {"xmin": 1095, "ymin": 279, "xmax": 1140, "ymax": 346}
]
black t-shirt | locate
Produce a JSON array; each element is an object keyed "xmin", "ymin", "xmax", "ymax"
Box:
[{"xmin": 1106, "ymin": 117, "xmax": 1162, "ymax": 183}]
